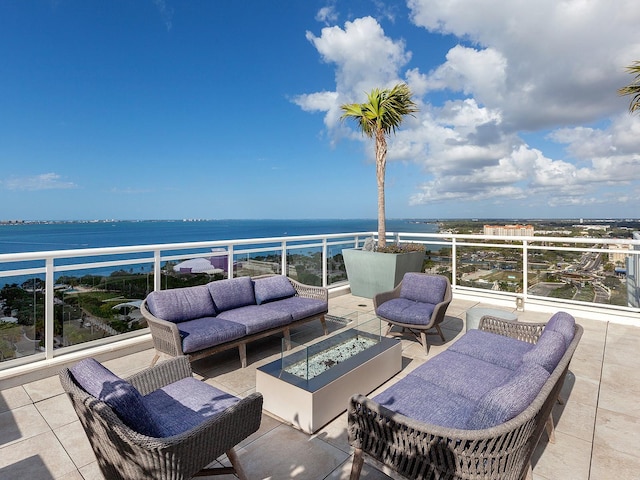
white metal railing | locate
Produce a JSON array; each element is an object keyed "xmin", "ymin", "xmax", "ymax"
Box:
[{"xmin": 1, "ymin": 230, "xmax": 639, "ymax": 372}]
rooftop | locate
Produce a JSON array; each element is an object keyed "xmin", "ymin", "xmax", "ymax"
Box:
[{"xmin": 0, "ymin": 293, "xmax": 638, "ymax": 479}]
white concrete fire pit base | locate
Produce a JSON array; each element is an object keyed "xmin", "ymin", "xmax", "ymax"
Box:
[{"xmin": 256, "ymin": 336, "xmax": 402, "ymax": 434}]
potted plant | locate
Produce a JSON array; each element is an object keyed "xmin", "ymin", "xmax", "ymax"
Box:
[{"xmin": 340, "ymin": 83, "xmax": 421, "ymax": 298}]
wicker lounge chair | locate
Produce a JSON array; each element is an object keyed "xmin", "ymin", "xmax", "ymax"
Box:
[
  {"xmin": 59, "ymin": 356, "xmax": 263, "ymax": 480},
  {"xmin": 374, "ymin": 273, "xmax": 452, "ymax": 352}
]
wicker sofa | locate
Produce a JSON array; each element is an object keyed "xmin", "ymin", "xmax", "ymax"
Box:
[
  {"xmin": 140, "ymin": 275, "xmax": 328, "ymax": 368},
  {"xmin": 348, "ymin": 312, "xmax": 583, "ymax": 480}
]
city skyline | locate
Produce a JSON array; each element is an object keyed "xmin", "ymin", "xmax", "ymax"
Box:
[{"xmin": 1, "ymin": 0, "xmax": 639, "ymax": 221}]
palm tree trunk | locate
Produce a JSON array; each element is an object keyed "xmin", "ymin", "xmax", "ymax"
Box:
[{"xmin": 375, "ymin": 130, "xmax": 387, "ymax": 248}]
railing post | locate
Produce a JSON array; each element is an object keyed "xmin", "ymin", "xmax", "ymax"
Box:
[
  {"xmin": 322, "ymin": 238, "xmax": 328, "ymax": 288},
  {"xmin": 45, "ymin": 258, "xmax": 54, "ymax": 359},
  {"xmin": 281, "ymin": 241, "xmax": 287, "ymax": 276},
  {"xmin": 154, "ymin": 250, "xmax": 162, "ymax": 291},
  {"xmin": 227, "ymin": 245, "xmax": 234, "ymax": 278},
  {"xmin": 522, "ymin": 240, "xmax": 528, "ymax": 300},
  {"xmin": 451, "ymin": 237, "xmax": 457, "ymax": 287}
]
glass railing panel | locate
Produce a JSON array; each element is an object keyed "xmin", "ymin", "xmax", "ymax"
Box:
[
  {"xmin": 327, "ymin": 241, "xmax": 350, "ymax": 286},
  {"xmin": 0, "ymin": 275, "xmax": 45, "ymax": 363},
  {"xmin": 456, "ymin": 244, "xmax": 523, "ymax": 293},
  {"xmin": 55, "ymin": 263, "xmax": 153, "ymax": 349}
]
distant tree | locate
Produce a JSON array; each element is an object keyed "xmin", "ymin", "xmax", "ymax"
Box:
[
  {"xmin": 340, "ymin": 83, "xmax": 418, "ymax": 247},
  {"xmin": 618, "ymin": 61, "xmax": 640, "ymax": 113}
]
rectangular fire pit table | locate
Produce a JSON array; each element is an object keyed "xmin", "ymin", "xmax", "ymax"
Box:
[{"xmin": 256, "ymin": 313, "xmax": 402, "ymax": 434}]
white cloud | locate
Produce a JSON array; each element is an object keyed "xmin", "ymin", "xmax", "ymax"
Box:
[
  {"xmin": 296, "ymin": 3, "xmax": 640, "ymax": 215},
  {"xmin": 316, "ymin": 5, "xmax": 338, "ymax": 25},
  {"xmin": 3, "ymin": 173, "xmax": 77, "ymax": 191}
]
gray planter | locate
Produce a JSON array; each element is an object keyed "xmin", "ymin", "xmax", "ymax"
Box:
[{"xmin": 342, "ymin": 248, "xmax": 424, "ymax": 298}]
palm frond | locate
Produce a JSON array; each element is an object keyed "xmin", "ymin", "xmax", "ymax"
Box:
[{"xmin": 618, "ymin": 61, "xmax": 640, "ymax": 113}]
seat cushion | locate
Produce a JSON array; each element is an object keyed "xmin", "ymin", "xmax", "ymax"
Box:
[
  {"xmin": 544, "ymin": 311, "xmax": 575, "ymax": 348},
  {"xmin": 260, "ymin": 296, "xmax": 327, "ymax": 321},
  {"xmin": 178, "ymin": 317, "xmax": 247, "ymax": 354},
  {"xmin": 466, "ymin": 362, "xmax": 550, "ymax": 430},
  {"xmin": 217, "ymin": 305, "xmax": 292, "ymax": 334},
  {"xmin": 376, "ymin": 298, "xmax": 435, "ymax": 326},
  {"xmin": 70, "ymin": 358, "xmax": 161, "ymax": 437},
  {"xmin": 207, "ymin": 277, "xmax": 256, "ymax": 312},
  {"xmin": 254, "ymin": 275, "xmax": 296, "ymax": 305},
  {"xmin": 373, "ymin": 374, "xmax": 476, "ymax": 429},
  {"xmin": 145, "ymin": 377, "xmax": 240, "ymax": 437},
  {"xmin": 522, "ymin": 329, "xmax": 566, "ymax": 373},
  {"xmin": 146, "ymin": 285, "xmax": 216, "ymax": 323},
  {"xmin": 448, "ymin": 329, "xmax": 534, "ymax": 370},
  {"xmin": 400, "ymin": 273, "xmax": 448, "ymax": 305},
  {"xmin": 409, "ymin": 350, "xmax": 514, "ymax": 402}
]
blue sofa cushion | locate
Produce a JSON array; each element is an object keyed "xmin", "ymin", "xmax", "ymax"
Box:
[
  {"xmin": 373, "ymin": 374, "xmax": 476, "ymax": 429},
  {"xmin": 409, "ymin": 350, "xmax": 514, "ymax": 402},
  {"xmin": 466, "ymin": 362, "xmax": 550, "ymax": 430},
  {"xmin": 544, "ymin": 311, "xmax": 575, "ymax": 348},
  {"xmin": 146, "ymin": 285, "xmax": 216, "ymax": 323},
  {"xmin": 70, "ymin": 358, "xmax": 161, "ymax": 437},
  {"xmin": 376, "ymin": 298, "xmax": 435, "ymax": 325},
  {"xmin": 254, "ymin": 276, "xmax": 296, "ymax": 305},
  {"xmin": 400, "ymin": 273, "xmax": 448, "ymax": 305},
  {"xmin": 522, "ymin": 329, "xmax": 566, "ymax": 373},
  {"xmin": 207, "ymin": 277, "xmax": 256, "ymax": 312},
  {"xmin": 178, "ymin": 317, "xmax": 247, "ymax": 354},
  {"xmin": 217, "ymin": 305, "xmax": 292, "ymax": 334},
  {"xmin": 145, "ymin": 377, "xmax": 240, "ymax": 437},
  {"xmin": 448, "ymin": 329, "xmax": 534, "ymax": 371},
  {"xmin": 260, "ymin": 296, "xmax": 327, "ymax": 321}
]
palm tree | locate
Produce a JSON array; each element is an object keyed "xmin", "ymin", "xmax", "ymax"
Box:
[
  {"xmin": 618, "ymin": 61, "xmax": 640, "ymax": 113},
  {"xmin": 341, "ymin": 83, "xmax": 418, "ymax": 248}
]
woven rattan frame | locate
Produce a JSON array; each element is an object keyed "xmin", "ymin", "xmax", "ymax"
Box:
[
  {"xmin": 59, "ymin": 356, "xmax": 263, "ymax": 480},
  {"xmin": 348, "ymin": 317, "xmax": 583, "ymax": 480},
  {"xmin": 140, "ymin": 275, "xmax": 328, "ymax": 367}
]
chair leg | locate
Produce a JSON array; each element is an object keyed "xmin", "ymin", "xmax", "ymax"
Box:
[
  {"xmin": 545, "ymin": 415, "xmax": 556, "ymax": 444},
  {"xmin": 283, "ymin": 327, "xmax": 291, "ymax": 350},
  {"xmin": 227, "ymin": 448, "xmax": 248, "ymax": 480},
  {"xmin": 350, "ymin": 448, "xmax": 365, "ymax": 480},
  {"xmin": 238, "ymin": 343, "xmax": 247, "ymax": 368},
  {"xmin": 385, "ymin": 323, "xmax": 393, "ymax": 336},
  {"xmin": 420, "ymin": 332, "xmax": 429, "ymax": 353},
  {"xmin": 320, "ymin": 314, "xmax": 328, "ymax": 335},
  {"xmin": 435, "ymin": 324, "xmax": 446, "ymax": 342}
]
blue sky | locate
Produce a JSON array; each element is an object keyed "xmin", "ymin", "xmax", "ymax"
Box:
[{"xmin": 1, "ymin": 0, "xmax": 639, "ymax": 221}]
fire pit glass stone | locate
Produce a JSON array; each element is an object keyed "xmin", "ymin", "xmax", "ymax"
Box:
[{"xmin": 281, "ymin": 314, "xmax": 381, "ymax": 381}]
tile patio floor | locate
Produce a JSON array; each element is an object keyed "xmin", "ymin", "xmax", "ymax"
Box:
[{"xmin": 0, "ymin": 293, "xmax": 638, "ymax": 479}]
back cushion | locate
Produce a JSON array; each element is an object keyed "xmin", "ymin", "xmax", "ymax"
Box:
[
  {"xmin": 70, "ymin": 358, "xmax": 161, "ymax": 437},
  {"xmin": 544, "ymin": 311, "xmax": 576, "ymax": 348},
  {"xmin": 466, "ymin": 362, "xmax": 550, "ymax": 430},
  {"xmin": 207, "ymin": 276, "xmax": 256, "ymax": 312},
  {"xmin": 400, "ymin": 273, "xmax": 448, "ymax": 305},
  {"xmin": 254, "ymin": 275, "xmax": 296, "ymax": 305},
  {"xmin": 146, "ymin": 285, "xmax": 216, "ymax": 323},
  {"xmin": 522, "ymin": 329, "xmax": 567, "ymax": 373}
]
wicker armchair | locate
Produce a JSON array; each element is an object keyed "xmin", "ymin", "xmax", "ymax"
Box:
[
  {"xmin": 59, "ymin": 356, "xmax": 263, "ymax": 480},
  {"xmin": 348, "ymin": 316, "xmax": 583, "ymax": 480},
  {"xmin": 374, "ymin": 273, "xmax": 452, "ymax": 352}
]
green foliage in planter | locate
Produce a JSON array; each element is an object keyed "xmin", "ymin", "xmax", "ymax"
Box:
[{"xmin": 376, "ymin": 243, "xmax": 426, "ymax": 254}]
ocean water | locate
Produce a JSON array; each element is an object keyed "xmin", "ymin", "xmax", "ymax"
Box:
[{"xmin": 0, "ymin": 219, "xmax": 439, "ymax": 255}]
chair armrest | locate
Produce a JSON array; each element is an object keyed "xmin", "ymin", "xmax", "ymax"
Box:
[
  {"xmin": 127, "ymin": 356, "xmax": 193, "ymax": 395},
  {"xmin": 373, "ymin": 283, "xmax": 402, "ymax": 310},
  {"xmin": 288, "ymin": 277, "xmax": 328, "ymax": 302},
  {"xmin": 479, "ymin": 316, "xmax": 546, "ymax": 344},
  {"xmin": 140, "ymin": 299, "xmax": 185, "ymax": 357}
]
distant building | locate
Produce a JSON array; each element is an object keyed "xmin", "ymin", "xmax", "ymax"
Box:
[
  {"xmin": 483, "ymin": 224, "xmax": 534, "ymax": 236},
  {"xmin": 608, "ymin": 244, "xmax": 631, "ymax": 264}
]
